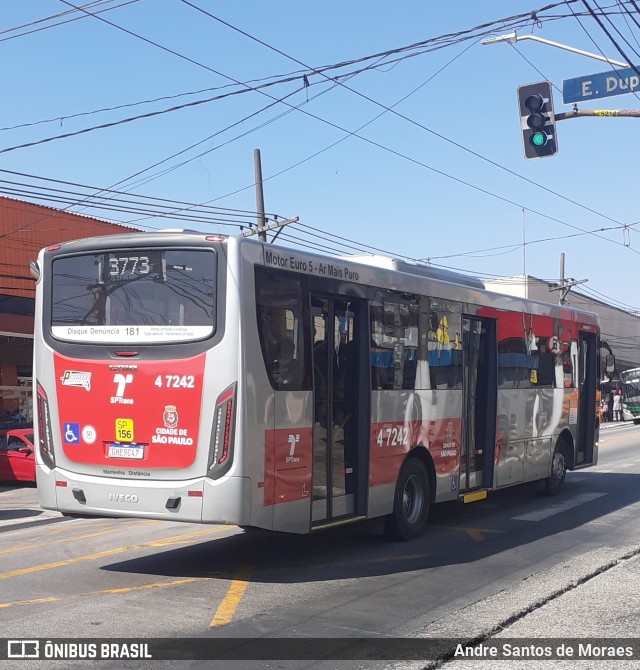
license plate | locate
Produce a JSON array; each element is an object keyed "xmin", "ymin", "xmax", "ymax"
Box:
[{"xmin": 107, "ymin": 444, "xmax": 144, "ymax": 459}]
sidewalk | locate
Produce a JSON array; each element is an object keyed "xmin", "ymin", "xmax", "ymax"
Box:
[
  {"xmin": 0, "ymin": 484, "xmax": 63, "ymax": 531},
  {"xmin": 600, "ymin": 419, "xmax": 635, "ymax": 430},
  {"xmin": 391, "ymin": 544, "xmax": 640, "ymax": 669}
]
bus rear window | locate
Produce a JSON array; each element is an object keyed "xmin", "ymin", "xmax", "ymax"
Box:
[{"xmin": 50, "ymin": 249, "xmax": 215, "ymax": 344}]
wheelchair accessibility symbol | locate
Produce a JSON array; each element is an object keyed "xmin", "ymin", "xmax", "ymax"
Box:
[{"xmin": 63, "ymin": 422, "xmax": 80, "ymax": 444}]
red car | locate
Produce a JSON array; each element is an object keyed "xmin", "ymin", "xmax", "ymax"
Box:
[{"xmin": 0, "ymin": 428, "xmax": 35, "ymax": 483}]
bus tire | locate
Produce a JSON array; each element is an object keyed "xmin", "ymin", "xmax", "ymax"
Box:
[
  {"xmin": 384, "ymin": 457, "xmax": 430, "ymax": 541},
  {"xmin": 544, "ymin": 438, "xmax": 568, "ymax": 496}
]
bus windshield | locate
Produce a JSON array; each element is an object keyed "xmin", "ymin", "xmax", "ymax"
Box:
[{"xmin": 50, "ymin": 248, "xmax": 215, "ymax": 344}]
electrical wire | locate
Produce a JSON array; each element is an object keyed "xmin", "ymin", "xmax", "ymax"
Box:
[
  {"xmin": 4, "ymin": 0, "xmax": 633, "ymax": 256},
  {"xmin": 579, "ymin": 0, "xmax": 640, "ymax": 78},
  {"xmin": 0, "ymin": 0, "xmax": 139, "ymax": 43},
  {"xmin": 6, "ymin": 1, "xmax": 640, "ymax": 314},
  {"xmin": 182, "ymin": 1, "xmax": 637, "ymax": 249}
]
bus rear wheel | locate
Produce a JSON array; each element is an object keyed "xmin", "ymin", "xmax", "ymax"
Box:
[
  {"xmin": 544, "ymin": 439, "xmax": 568, "ymax": 496},
  {"xmin": 384, "ymin": 457, "xmax": 430, "ymax": 541}
]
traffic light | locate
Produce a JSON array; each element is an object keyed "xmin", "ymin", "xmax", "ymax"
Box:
[{"xmin": 517, "ymin": 81, "xmax": 557, "ymax": 159}]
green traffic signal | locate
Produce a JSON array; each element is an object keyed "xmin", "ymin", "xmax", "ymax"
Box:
[
  {"xmin": 518, "ymin": 82, "xmax": 557, "ymax": 159},
  {"xmin": 530, "ymin": 131, "xmax": 547, "ymax": 147}
]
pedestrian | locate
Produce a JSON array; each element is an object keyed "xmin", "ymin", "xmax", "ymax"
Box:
[
  {"xmin": 613, "ymin": 391, "xmax": 623, "ymax": 421},
  {"xmin": 601, "ymin": 400, "xmax": 608, "ymax": 422}
]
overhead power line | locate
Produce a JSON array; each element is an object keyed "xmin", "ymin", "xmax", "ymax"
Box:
[
  {"xmin": 4, "ymin": 0, "xmax": 633, "ymax": 258},
  {"xmin": 181, "ymin": 0, "xmax": 638, "ymax": 251},
  {"xmin": 0, "ymin": 0, "xmax": 140, "ymax": 43}
]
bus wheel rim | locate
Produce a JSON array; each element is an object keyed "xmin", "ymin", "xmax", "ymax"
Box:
[
  {"xmin": 402, "ymin": 474, "xmax": 423, "ymax": 524},
  {"xmin": 552, "ymin": 452, "xmax": 566, "ymax": 481}
]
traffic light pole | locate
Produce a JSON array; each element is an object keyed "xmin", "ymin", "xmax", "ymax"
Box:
[{"xmin": 555, "ymin": 108, "xmax": 640, "ymax": 120}]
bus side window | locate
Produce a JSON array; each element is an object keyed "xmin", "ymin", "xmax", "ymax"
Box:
[
  {"xmin": 535, "ymin": 342, "xmax": 555, "ymax": 387},
  {"xmin": 561, "ymin": 351, "xmax": 574, "ymax": 388},
  {"xmin": 255, "ymin": 268, "xmax": 309, "ymax": 392},
  {"xmin": 369, "ymin": 292, "xmax": 424, "ymax": 390}
]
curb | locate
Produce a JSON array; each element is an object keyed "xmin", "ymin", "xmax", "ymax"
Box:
[{"xmin": 390, "ymin": 544, "xmax": 640, "ymax": 670}]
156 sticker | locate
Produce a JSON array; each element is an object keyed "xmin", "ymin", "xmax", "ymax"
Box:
[{"xmin": 115, "ymin": 418, "xmax": 134, "ymax": 442}]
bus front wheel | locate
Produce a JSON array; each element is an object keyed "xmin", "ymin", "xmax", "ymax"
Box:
[{"xmin": 384, "ymin": 457, "xmax": 430, "ymax": 541}]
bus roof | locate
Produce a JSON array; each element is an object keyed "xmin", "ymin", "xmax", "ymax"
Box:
[{"xmin": 342, "ymin": 255, "xmax": 486, "ymax": 290}]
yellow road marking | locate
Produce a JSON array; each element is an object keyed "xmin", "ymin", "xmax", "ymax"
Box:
[
  {"xmin": 0, "ymin": 577, "xmax": 207, "ymax": 609},
  {"xmin": 463, "ymin": 528, "xmax": 485, "ymax": 541},
  {"xmin": 0, "ymin": 597, "xmax": 58, "ymax": 608},
  {"xmin": 429, "ymin": 525, "xmax": 504, "ymax": 541},
  {"xmin": 209, "ymin": 565, "xmax": 252, "ymax": 627},
  {"xmin": 0, "ymin": 528, "xmax": 121, "ymax": 556},
  {"xmin": 0, "ymin": 526, "xmax": 233, "ymax": 580},
  {"xmin": 98, "ymin": 577, "xmax": 206, "ymax": 595},
  {"xmin": 8, "ymin": 517, "xmax": 158, "ymax": 539}
]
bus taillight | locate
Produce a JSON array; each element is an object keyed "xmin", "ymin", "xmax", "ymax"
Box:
[
  {"xmin": 36, "ymin": 383, "xmax": 56, "ymax": 469},
  {"xmin": 207, "ymin": 383, "xmax": 237, "ymax": 478}
]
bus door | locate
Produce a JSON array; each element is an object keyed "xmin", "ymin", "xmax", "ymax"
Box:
[
  {"xmin": 577, "ymin": 330, "xmax": 597, "ymax": 465},
  {"xmin": 310, "ymin": 295, "xmax": 368, "ymax": 527},
  {"xmin": 459, "ymin": 316, "xmax": 497, "ymax": 492}
]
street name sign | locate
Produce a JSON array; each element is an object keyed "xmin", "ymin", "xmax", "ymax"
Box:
[{"xmin": 563, "ymin": 66, "xmax": 640, "ymax": 103}]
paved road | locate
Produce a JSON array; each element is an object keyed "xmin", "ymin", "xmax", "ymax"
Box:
[
  {"xmin": 0, "ymin": 483, "xmax": 63, "ymax": 531},
  {"xmin": 0, "ymin": 421, "xmax": 638, "ymax": 669}
]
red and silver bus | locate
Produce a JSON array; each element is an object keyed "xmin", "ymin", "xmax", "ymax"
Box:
[{"xmin": 32, "ymin": 232, "xmax": 599, "ymax": 540}]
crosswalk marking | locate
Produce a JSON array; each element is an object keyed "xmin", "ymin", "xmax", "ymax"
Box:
[{"xmin": 511, "ymin": 492, "xmax": 606, "ymax": 522}]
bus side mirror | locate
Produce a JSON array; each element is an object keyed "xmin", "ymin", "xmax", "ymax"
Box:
[{"xmin": 606, "ymin": 354, "xmax": 615, "ymax": 374}]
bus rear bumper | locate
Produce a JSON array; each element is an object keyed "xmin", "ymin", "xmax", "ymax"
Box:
[{"xmin": 37, "ymin": 467, "xmax": 250, "ymax": 525}]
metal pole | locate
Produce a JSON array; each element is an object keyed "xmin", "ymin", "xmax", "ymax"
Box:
[
  {"xmin": 254, "ymin": 149, "xmax": 267, "ymax": 242},
  {"xmin": 481, "ymin": 32, "xmax": 628, "ymax": 68},
  {"xmin": 559, "ymin": 253, "xmax": 565, "ymax": 305},
  {"xmin": 522, "ymin": 208, "xmax": 527, "ymax": 298}
]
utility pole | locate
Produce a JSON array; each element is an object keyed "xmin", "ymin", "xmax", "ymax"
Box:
[
  {"xmin": 248, "ymin": 148, "xmax": 300, "ymax": 242},
  {"xmin": 549, "ymin": 252, "xmax": 587, "ymax": 304},
  {"xmin": 559, "ymin": 252, "xmax": 565, "ymax": 305},
  {"xmin": 522, "ymin": 208, "xmax": 527, "ymax": 299},
  {"xmin": 254, "ymin": 149, "xmax": 267, "ymax": 242}
]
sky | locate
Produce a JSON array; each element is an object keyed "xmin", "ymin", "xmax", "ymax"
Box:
[{"xmin": 3, "ymin": 1, "xmax": 640, "ymax": 313}]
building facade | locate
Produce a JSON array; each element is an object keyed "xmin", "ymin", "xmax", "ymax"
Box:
[{"xmin": 0, "ymin": 197, "xmax": 137, "ymax": 427}]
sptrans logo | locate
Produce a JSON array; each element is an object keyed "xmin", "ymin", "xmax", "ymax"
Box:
[{"xmin": 111, "ymin": 373, "xmax": 133, "ymax": 405}]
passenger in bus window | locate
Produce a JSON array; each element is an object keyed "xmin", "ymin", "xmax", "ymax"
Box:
[
  {"xmin": 561, "ymin": 352, "xmax": 574, "ymax": 388},
  {"xmin": 536, "ymin": 342, "xmax": 555, "ymax": 387},
  {"xmin": 273, "ymin": 337, "xmax": 300, "ymax": 388}
]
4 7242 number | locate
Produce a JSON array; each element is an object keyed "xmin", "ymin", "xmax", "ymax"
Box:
[
  {"xmin": 376, "ymin": 425, "xmax": 409, "ymax": 447},
  {"xmin": 154, "ymin": 375, "xmax": 195, "ymax": 389}
]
